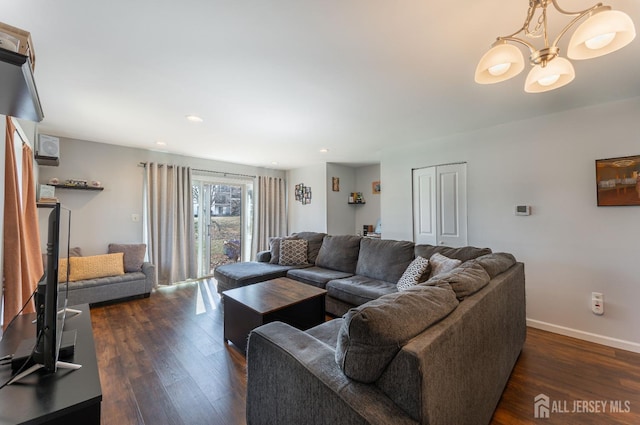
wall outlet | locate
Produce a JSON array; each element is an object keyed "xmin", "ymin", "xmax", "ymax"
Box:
[{"xmin": 591, "ymin": 292, "xmax": 604, "ymax": 315}]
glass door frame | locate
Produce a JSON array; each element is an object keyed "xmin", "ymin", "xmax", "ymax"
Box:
[{"xmin": 192, "ymin": 174, "xmax": 253, "ymax": 278}]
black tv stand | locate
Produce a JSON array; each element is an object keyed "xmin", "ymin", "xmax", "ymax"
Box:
[{"xmin": 0, "ymin": 304, "xmax": 102, "ymax": 425}]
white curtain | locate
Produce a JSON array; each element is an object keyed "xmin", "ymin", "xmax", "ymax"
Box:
[
  {"xmin": 253, "ymin": 176, "xmax": 287, "ymax": 257},
  {"xmin": 144, "ymin": 163, "xmax": 197, "ymax": 285}
]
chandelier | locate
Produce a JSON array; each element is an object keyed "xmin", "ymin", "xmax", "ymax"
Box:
[{"xmin": 474, "ymin": 0, "xmax": 636, "ymax": 93}]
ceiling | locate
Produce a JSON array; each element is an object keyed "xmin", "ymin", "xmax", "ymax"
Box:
[{"xmin": 5, "ymin": 0, "xmax": 640, "ymax": 170}]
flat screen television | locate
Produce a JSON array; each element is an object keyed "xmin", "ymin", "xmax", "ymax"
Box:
[
  {"xmin": 33, "ymin": 202, "xmax": 67, "ymax": 372},
  {"xmin": 9, "ymin": 202, "xmax": 77, "ymax": 383}
]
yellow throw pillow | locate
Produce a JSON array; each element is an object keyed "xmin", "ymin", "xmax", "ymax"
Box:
[{"xmin": 59, "ymin": 253, "xmax": 125, "ymax": 282}]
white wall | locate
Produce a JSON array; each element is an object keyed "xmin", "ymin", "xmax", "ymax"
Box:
[
  {"xmin": 381, "ymin": 96, "xmax": 640, "ymax": 351},
  {"xmin": 37, "ymin": 137, "xmax": 285, "ymax": 256},
  {"xmin": 287, "ymin": 164, "xmax": 327, "ymax": 233},
  {"xmin": 326, "ymin": 163, "xmax": 356, "ymax": 235},
  {"xmin": 355, "ymin": 164, "xmax": 380, "ymax": 235}
]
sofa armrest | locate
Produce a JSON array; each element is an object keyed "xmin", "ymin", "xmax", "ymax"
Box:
[
  {"xmin": 141, "ymin": 262, "xmax": 156, "ymax": 291},
  {"xmin": 256, "ymin": 250, "xmax": 271, "ymax": 262},
  {"xmin": 246, "ymin": 321, "xmax": 417, "ymax": 425}
]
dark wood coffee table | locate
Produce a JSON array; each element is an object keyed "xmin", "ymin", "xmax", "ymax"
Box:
[{"xmin": 222, "ymin": 277, "xmax": 327, "ymax": 352}]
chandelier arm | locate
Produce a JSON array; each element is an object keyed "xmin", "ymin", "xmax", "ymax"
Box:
[
  {"xmin": 551, "ymin": 0, "xmax": 603, "ymax": 17},
  {"xmin": 497, "ymin": 36, "xmax": 537, "ymax": 53},
  {"xmin": 550, "ymin": 4, "xmax": 606, "ymax": 47}
]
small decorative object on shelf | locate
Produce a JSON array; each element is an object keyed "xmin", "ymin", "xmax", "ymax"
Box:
[
  {"xmin": 44, "ymin": 178, "xmax": 104, "ymax": 191},
  {"xmin": 38, "ymin": 184, "xmax": 57, "ymax": 203},
  {"xmin": 65, "ymin": 178, "xmax": 88, "ymax": 187},
  {"xmin": 349, "ymin": 192, "xmax": 365, "ymax": 204}
]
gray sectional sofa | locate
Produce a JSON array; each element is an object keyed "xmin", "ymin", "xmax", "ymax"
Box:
[
  {"xmin": 215, "ymin": 232, "xmax": 494, "ymax": 317},
  {"xmin": 215, "ymin": 232, "xmax": 526, "ymax": 425}
]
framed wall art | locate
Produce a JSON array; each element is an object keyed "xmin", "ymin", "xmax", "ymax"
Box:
[
  {"xmin": 372, "ymin": 180, "xmax": 380, "ymax": 194},
  {"xmin": 595, "ymin": 154, "xmax": 640, "ymax": 206}
]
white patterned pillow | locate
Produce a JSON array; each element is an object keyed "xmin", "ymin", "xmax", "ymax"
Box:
[
  {"xmin": 397, "ymin": 256, "xmax": 430, "ymax": 291},
  {"xmin": 279, "ymin": 239, "xmax": 308, "ymax": 266},
  {"xmin": 429, "ymin": 252, "xmax": 462, "ymax": 279}
]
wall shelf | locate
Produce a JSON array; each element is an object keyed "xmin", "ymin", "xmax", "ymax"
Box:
[
  {"xmin": 348, "ymin": 202, "xmax": 366, "ymax": 205},
  {"xmin": 51, "ymin": 184, "xmax": 104, "ymax": 191},
  {"xmin": 0, "ymin": 49, "xmax": 43, "ymax": 122}
]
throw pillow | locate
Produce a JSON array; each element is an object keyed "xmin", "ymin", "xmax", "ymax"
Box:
[
  {"xmin": 429, "ymin": 252, "xmax": 462, "ymax": 279},
  {"xmin": 279, "ymin": 239, "xmax": 308, "ymax": 266},
  {"xmin": 426, "ymin": 260, "xmax": 491, "ymax": 300},
  {"xmin": 397, "ymin": 256, "xmax": 430, "ymax": 291},
  {"xmin": 268, "ymin": 236, "xmax": 298, "ymax": 264},
  {"xmin": 59, "ymin": 253, "xmax": 125, "ymax": 282},
  {"xmin": 108, "ymin": 243, "xmax": 146, "ymax": 272}
]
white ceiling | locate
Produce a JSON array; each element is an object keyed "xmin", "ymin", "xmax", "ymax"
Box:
[{"xmin": 5, "ymin": 0, "xmax": 640, "ymax": 169}]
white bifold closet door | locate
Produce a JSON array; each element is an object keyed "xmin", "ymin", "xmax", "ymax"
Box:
[{"xmin": 412, "ymin": 163, "xmax": 467, "ymax": 247}]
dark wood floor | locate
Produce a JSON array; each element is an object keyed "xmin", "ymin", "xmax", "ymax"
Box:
[{"xmin": 91, "ymin": 279, "xmax": 640, "ymax": 425}]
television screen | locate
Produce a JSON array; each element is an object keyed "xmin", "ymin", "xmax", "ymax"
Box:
[{"xmin": 595, "ymin": 155, "xmax": 640, "ymax": 206}]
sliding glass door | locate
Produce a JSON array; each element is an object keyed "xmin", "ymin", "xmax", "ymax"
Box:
[{"xmin": 192, "ymin": 176, "xmax": 253, "ymax": 278}]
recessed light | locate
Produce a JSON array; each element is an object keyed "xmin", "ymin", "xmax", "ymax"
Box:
[
  {"xmin": 156, "ymin": 141, "xmax": 167, "ymax": 146},
  {"xmin": 185, "ymin": 115, "xmax": 203, "ymax": 123},
  {"xmin": 319, "ymin": 148, "xmax": 329, "ymax": 153},
  {"xmin": 271, "ymin": 161, "xmax": 279, "ymax": 165}
]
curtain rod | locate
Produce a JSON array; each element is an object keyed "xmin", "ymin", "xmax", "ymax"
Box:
[{"xmin": 138, "ymin": 162, "xmax": 256, "ymax": 179}]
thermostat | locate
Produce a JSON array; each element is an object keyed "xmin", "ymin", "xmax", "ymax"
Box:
[{"xmin": 515, "ymin": 205, "xmax": 531, "ymax": 216}]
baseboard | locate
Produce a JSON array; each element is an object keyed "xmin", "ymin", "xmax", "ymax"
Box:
[{"xmin": 527, "ymin": 319, "xmax": 640, "ymax": 354}]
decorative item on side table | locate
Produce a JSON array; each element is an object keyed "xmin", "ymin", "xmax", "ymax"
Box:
[
  {"xmin": 295, "ymin": 183, "xmax": 312, "ymax": 205},
  {"xmin": 595, "ymin": 154, "xmax": 640, "ymax": 206}
]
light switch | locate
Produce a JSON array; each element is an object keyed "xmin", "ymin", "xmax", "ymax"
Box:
[{"xmin": 131, "ymin": 214, "xmax": 140, "ymax": 222}]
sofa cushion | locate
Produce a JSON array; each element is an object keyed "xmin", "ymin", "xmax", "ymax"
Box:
[
  {"xmin": 306, "ymin": 318, "xmax": 343, "ymax": 349},
  {"xmin": 214, "ymin": 261, "xmax": 305, "ymax": 290},
  {"xmin": 108, "ymin": 243, "xmax": 146, "ymax": 272},
  {"xmin": 326, "ymin": 275, "xmax": 398, "ymax": 307},
  {"xmin": 315, "ymin": 235, "xmax": 362, "ymax": 274},
  {"xmin": 414, "ymin": 244, "xmax": 492, "ymax": 263},
  {"xmin": 429, "ymin": 252, "xmax": 462, "ymax": 279},
  {"xmin": 59, "ymin": 252, "xmax": 125, "ymax": 282},
  {"xmin": 292, "ymin": 232, "xmax": 326, "ymax": 264},
  {"xmin": 335, "ymin": 283, "xmax": 459, "ymax": 383},
  {"xmin": 279, "ymin": 239, "xmax": 308, "ymax": 266},
  {"xmin": 355, "ymin": 238, "xmax": 415, "ymax": 283},
  {"xmin": 397, "ymin": 256, "xmax": 430, "ymax": 291},
  {"xmin": 269, "ymin": 236, "xmax": 298, "ymax": 264},
  {"xmin": 474, "ymin": 252, "xmax": 517, "ymax": 278},
  {"xmin": 287, "ymin": 266, "xmax": 353, "ymax": 289},
  {"xmin": 426, "ymin": 259, "xmax": 491, "ymax": 300}
]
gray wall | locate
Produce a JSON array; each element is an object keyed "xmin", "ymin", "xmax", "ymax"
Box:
[
  {"xmin": 37, "ymin": 137, "xmax": 285, "ymax": 256},
  {"xmin": 381, "ymin": 96, "xmax": 640, "ymax": 351},
  {"xmin": 354, "ymin": 164, "xmax": 380, "ymax": 235},
  {"xmin": 287, "ymin": 164, "xmax": 327, "ymax": 233},
  {"xmin": 287, "ymin": 163, "xmax": 382, "ymax": 236},
  {"xmin": 326, "ymin": 163, "xmax": 356, "ymax": 235}
]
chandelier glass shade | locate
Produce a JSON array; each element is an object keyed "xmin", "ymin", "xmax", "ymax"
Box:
[{"xmin": 474, "ymin": 0, "xmax": 636, "ymax": 93}]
